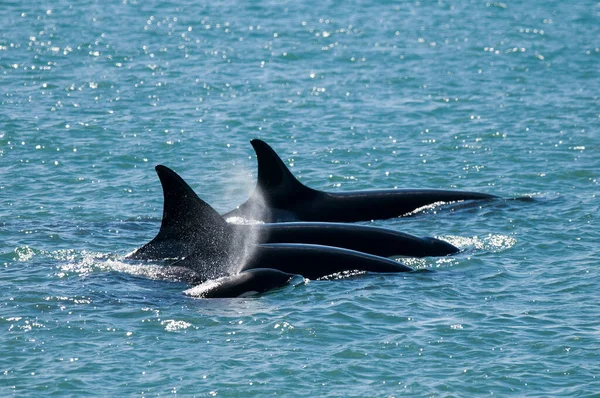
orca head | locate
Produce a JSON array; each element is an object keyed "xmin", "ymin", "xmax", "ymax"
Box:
[
  {"xmin": 128, "ymin": 166, "xmax": 236, "ymax": 280},
  {"xmin": 184, "ymin": 268, "xmax": 296, "ymax": 298}
]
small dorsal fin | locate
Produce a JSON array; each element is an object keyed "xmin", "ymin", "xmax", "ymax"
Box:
[
  {"xmin": 129, "ymin": 165, "xmax": 232, "ymax": 260},
  {"xmin": 250, "ymin": 139, "xmax": 316, "ymax": 201}
]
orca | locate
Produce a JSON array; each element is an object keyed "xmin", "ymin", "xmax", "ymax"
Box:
[
  {"xmin": 240, "ymin": 243, "xmax": 413, "ymax": 279},
  {"xmin": 129, "ymin": 165, "xmax": 413, "ymax": 298},
  {"xmin": 185, "ymin": 268, "xmax": 297, "ymax": 299},
  {"xmin": 250, "ymin": 222, "xmax": 459, "ymax": 257},
  {"xmin": 222, "ymin": 139, "xmax": 499, "ymax": 222},
  {"xmin": 129, "ymin": 219, "xmax": 458, "ymax": 260}
]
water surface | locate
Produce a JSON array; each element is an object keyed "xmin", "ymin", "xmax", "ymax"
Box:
[{"xmin": 1, "ymin": 0, "xmax": 599, "ymax": 396}]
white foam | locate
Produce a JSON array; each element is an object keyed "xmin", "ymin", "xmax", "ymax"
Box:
[
  {"xmin": 57, "ymin": 253, "xmax": 198, "ymax": 282},
  {"xmin": 403, "ymin": 201, "xmax": 454, "ymax": 216},
  {"xmin": 442, "ymin": 234, "xmax": 517, "ymax": 252},
  {"xmin": 161, "ymin": 319, "xmax": 194, "ymax": 332}
]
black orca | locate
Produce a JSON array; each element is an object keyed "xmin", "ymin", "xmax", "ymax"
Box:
[
  {"xmin": 130, "ymin": 165, "xmax": 413, "ymax": 297},
  {"xmin": 128, "ymin": 165, "xmax": 235, "ymax": 265},
  {"xmin": 185, "ymin": 268, "xmax": 297, "ymax": 299},
  {"xmin": 250, "ymin": 222, "xmax": 459, "ymax": 257},
  {"xmin": 222, "ymin": 139, "xmax": 499, "ymax": 222},
  {"xmin": 240, "ymin": 243, "xmax": 413, "ymax": 279},
  {"xmin": 130, "ymin": 219, "xmax": 458, "ymax": 260}
]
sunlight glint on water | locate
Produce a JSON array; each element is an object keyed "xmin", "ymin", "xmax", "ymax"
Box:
[{"xmin": 1, "ymin": 0, "xmax": 599, "ymax": 396}]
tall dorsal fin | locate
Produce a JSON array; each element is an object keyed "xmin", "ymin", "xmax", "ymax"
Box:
[
  {"xmin": 155, "ymin": 165, "xmax": 230, "ymax": 237},
  {"xmin": 129, "ymin": 165, "xmax": 232, "ymax": 260},
  {"xmin": 251, "ymin": 139, "xmax": 316, "ymax": 201}
]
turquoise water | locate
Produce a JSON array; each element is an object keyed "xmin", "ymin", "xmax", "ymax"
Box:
[{"xmin": 1, "ymin": 0, "xmax": 599, "ymax": 395}]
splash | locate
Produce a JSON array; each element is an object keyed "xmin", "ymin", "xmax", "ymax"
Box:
[
  {"xmin": 402, "ymin": 201, "xmax": 452, "ymax": 216},
  {"xmin": 401, "ymin": 257, "xmax": 429, "ymax": 269},
  {"xmin": 57, "ymin": 251, "xmax": 199, "ymax": 282},
  {"xmin": 12, "ymin": 246, "xmax": 37, "ymax": 261},
  {"xmin": 442, "ymin": 234, "xmax": 517, "ymax": 252},
  {"xmin": 317, "ymin": 270, "xmax": 367, "ymax": 280},
  {"xmin": 161, "ymin": 319, "xmax": 194, "ymax": 332}
]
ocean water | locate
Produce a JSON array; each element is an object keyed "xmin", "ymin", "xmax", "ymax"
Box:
[{"xmin": 1, "ymin": 0, "xmax": 599, "ymax": 396}]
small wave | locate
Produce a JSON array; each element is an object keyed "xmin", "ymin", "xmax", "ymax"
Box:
[
  {"xmin": 402, "ymin": 201, "xmax": 452, "ymax": 216},
  {"xmin": 3, "ymin": 246, "xmax": 108, "ymax": 264},
  {"xmin": 317, "ymin": 270, "xmax": 367, "ymax": 280},
  {"xmin": 14, "ymin": 246, "xmax": 37, "ymax": 261},
  {"xmin": 400, "ymin": 256, "xmax": 461, "ymax": 270},
  {"xmin": 161, "ymin": 319, "xmax": 196, "ymax": 332},
  {"xmin": 2, "ymin": 317, "xmax": 45, "ymax": 332},
  {"xmin": 402, "ymin": 257, "xmax": 428, "ymax": 269},
  {"xmin": 3, "ymin": 245, "xmax": 43, "ymax": 262},
  {"xmin": 43, "ymin": 295, "xmax": 93, "ymax": 305},
  {"xmin": 57, "ymin": 252, "xmax": 198, "ymax": 282}
]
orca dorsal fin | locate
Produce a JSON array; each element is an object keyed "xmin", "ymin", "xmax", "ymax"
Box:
[
  {"xmin": 130, "ymin": 165, "xmax": 232, "ymax": 260},
  {"xmin": 250, "ymin": 139, "xmax": 316, "ymax": 201}
]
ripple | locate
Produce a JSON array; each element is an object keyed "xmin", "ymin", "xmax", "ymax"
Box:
[
  {"xmin": 57, "ymin": 254, "xmax": 198, "ymax": 283},
  {"xmin": 160, "ymin": 319, "xmax": 195, "ymax": 332},
  {"xmin": 1, "ymin": 0, "xmax": 599, "ymax": 395},
  {"xmin": 445, "ymin": 234, "xmax": 517, "ymax": 252}
]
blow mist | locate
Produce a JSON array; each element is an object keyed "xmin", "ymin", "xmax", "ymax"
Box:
[
  {"xmin": 221, "ymin": 165, "xmax": 270, "ymax": 276},
  {"xmin": 225, "ymin": 189, "xmax": 268, "ymax": 276}
]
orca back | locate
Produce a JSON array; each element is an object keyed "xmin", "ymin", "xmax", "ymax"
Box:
[
  {"xmin": 129, "ymin": 165, "xmax": 233, "ymax": 262},
  {"xmin": 250, "ymin": 139, "xmax": 318, "ymax": 206}
]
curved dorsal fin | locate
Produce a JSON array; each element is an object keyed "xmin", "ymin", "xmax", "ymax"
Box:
[
  {"xmin": 155, "ymin": 165, "xmax": 228, "ymax": 236},
  {"xmin": 251, "ymin": 139, "xmax": 316, "ymax": 201},
  {"xmin": 130, "ymin": 165, "xmax": 232, "ymax": 260}
]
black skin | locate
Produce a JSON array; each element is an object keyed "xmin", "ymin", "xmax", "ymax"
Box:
[
  {"xmin": 241, "ymin": 243, "xmax": 413, "ymax": 279},
  {"xmin": 130, "ymin": 221, "xmax": 459, "ymax": 260},
  {"xmin": 248, "ymin": 222, "xmax": 459, "ymax": 257},
  {"xmin": 222, "ymin": 139, "xmax": 499, "ymax": 222},
  {"xmin": 174, "ymin": 242, "xmax": 413, "ymax": 284},
  {"xmin": 186, "ymin": 268, "xmax": 295, "ymax": 299}
]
